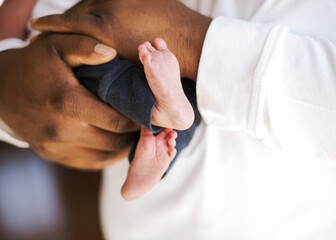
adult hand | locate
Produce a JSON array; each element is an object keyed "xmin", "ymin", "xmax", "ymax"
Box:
[
  {"xmin": 31, "ymin": 0, "xmax": 212, "ymax": 81},
  {"xmin": 0, "ymin": 33, "xmax": 139, "ymax": 170}
]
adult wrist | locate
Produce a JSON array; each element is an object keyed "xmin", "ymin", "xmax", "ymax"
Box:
[{"xmin": 180, "ymin": 14, "xmax": 212, "ymax": 81}]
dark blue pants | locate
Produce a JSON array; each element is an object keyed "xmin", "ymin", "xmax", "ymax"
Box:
[{"xmin": 73, "ymin": 57, "xmax": 201, "ymax": 173}]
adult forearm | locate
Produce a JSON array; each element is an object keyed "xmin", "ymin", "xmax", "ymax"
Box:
[{"xmin": 179, "ymin": 14, "xmax": 212, "ymax": 80}]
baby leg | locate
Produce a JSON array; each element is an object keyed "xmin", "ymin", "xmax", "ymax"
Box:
[
  {"xmin": 121, "ymin": 127, "xmax": 177, "ymax": 200},
  {"xmin": 138, "ymin": 38, "xmax": 194, "ymax": 130}
]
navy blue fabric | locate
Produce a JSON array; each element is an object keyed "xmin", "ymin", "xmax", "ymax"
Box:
[{"xmin": 73, "ymin": 57, "xmax": 201, "ymax": 173}]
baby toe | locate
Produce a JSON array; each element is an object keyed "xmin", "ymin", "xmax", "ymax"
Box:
[
  {"xmin": 169, "ymin": 148, "xmax": 177, "ymax": 158},
  {"xmin": 168, "ymin": 137, "xmax": 176, "ymax": 148},
  {"xmin": 154, "ymin": 38, "xmax": 168, "ymax": 51},
  {"xmin": 169, "ymin": 131, "xmax": 178, "ymax": 139}
]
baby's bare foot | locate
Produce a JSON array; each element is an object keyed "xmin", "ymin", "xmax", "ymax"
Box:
[
  {"xmin": 121, "ymin": 127, "xmax": 177, "ymax": 200},
  {"xmin": 138, "ymin": 38, "xmax": 194, "ymax": 130}
]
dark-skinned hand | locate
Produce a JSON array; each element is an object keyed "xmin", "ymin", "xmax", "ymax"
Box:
[
  {"xmin": 0, "ymin": 33, "xmax": 140, "ymax": 170},
  {"xmin": 31, "ymin": 0, "xmax": 212, "ymax": 81}
]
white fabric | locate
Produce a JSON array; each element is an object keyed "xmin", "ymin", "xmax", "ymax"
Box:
[
  {"xmin": 0, "ymin": 38, "xmax": 28, "ymax": 52},
  {"xmin": 0, "ymin": 119, "xmax": 29, "ymax": 148},
  {"xmin": 1, "ymin": 0, "xmax": 336, "ymax": 239},
  {"xmin": 101, "ymin": 1, "xmax": 336, "ymax": 239}
]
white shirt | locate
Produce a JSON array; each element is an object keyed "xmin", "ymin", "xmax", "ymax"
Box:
[{"xmin": 1, "ymin": 0, "xmax": 336, "ymax": 239}]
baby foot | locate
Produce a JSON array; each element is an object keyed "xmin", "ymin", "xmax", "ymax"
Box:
[
  {"xmin": 138, "ymin": 38, "xmax": 194, "ymax": 130},
  {"xmin": 121, "ymin": 127, "xmax": 177, "ymax": 200}
]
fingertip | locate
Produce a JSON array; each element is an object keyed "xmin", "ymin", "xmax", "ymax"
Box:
[
  {"xmin": 30, "ymin": 18, "xmax": 39, "ymax": 28},
  {"xmin": 67, "ymin": 43, "xmax": 117, "ymax": 67},
  {"xmin": 94, "ymin": 43, "xmax": 117, "ymax": 56},
  {"xmin": 30, "ymin": 14, "xmax": 63, "ymax": 30}
]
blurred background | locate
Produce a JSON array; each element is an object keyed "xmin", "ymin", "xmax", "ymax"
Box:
[
  {"xmin": 0, "ymin": 142, "xmax": 104, "ymax": 240},
  {"xmin": 0, "ymin": 0, "xmax": 104, "ymax": 238}
]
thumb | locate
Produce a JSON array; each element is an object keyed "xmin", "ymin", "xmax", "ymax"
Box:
[
  {"xmin": 31, "ymin": 13, "xmax": 100, "ymax": 37},
  {"xmin": 50, "ymin": 34, "xmax": 117, "ymax": 67}
]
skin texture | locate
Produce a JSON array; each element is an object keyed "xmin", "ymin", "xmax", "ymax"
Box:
[
  {"xmin": 121, "ymin": 127, "xmax": 177, "ymax": 200},
  {"xmin": 122, "ymin": 39, "xmax": 193, "ymax": 200},
  {"xmin": 0, "ymin": 33, "xmax": 140, "ymax": 170},
  {"xmin": 31, "ymin": 0, "xmax": 212, "ymax": 81},
  {"xmin": 0, "ymin": 0, "xmax": 212, "ymax": 198},
  {"xmin": 28, "ymin": 0, "xmax": 212, "ymax": 197},
  {"xmin": 139, "ymin": 38, "xmax": 194, "ymax": 130}
]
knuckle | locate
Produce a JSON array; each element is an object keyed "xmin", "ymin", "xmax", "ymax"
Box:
[
  {"xmin": 90, "ymin": 9, "xmax": 113, "ymax": 24},
  {"xmin": 46, "ymin": 35, "xmax": 65, "ymax": 57},
  {"xmin": 40, "ymin": 122, "xmax": 69, "ymax": 143},
  {"xmin": 114, "ymin": 133, "xmax": 136, "ymax": 151},
  {"xmin": 42, "ymin": 124, "xmax": 61, "ymax": 142},
  {"xmin": 96, "ymin": 151, "xmax": 113, "ymax": 161},
  {"xmin": 108, "ymin": 115, "xmax": 126, "ymax": 133},
  {"xmin": 64, "ymin": 12, "xmax": 81, "ymax": 25},
  {"xmin": 48, "ymin": 85, "xmax": 68, "ymax": 113},
  {"xmin": 33, "ymin": 33, "xmax": 60, "ymax": 57},
  {"xmin": 89, "ymin": 9, "xmax": 114, "ymax": 33},
  {"xmin": 111, "ymin": 139, "xmax": 126, "ymax": 152},
  {"xmin": 96, "ymin": 152, "xmax": 122, "ymax": 163},
  {"xmin": 49, "ymin": 87, "xmax": 80, "ymax": 119},
  {"xmin": 32, "ymin": 142, "xmax": 64, "ymax": 162}
]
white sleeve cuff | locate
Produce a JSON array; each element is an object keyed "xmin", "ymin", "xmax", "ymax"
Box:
[
  {"xmin": 0, "ymin": 119, "xmax": 29, "ymax": 148},
  {"xmin": 0, "ymin": 38, "xmax": 29, "ymax": 52},
  {"xmin": 196, "ymin": 16, "xmax": 283, "ymax": 138}
]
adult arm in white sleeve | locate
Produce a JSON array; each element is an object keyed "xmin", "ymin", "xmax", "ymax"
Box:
[
  {"xmin": 197, "ymin": 17, "xmax": 336, "ymax": 158},
  {"xmin": 0, "ymin": 38, "xmax": 29, "ymax": 148}
]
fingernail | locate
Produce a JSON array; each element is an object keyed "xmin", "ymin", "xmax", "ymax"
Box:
[{"xmin": 94, "ymin": 44, "xmax": 116, "ymax": 56}]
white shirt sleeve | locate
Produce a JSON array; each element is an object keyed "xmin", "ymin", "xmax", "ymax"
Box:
[
  {"xmin": 197, "ymin": 16, "xmax": 336, "ymax": 159},
  {"xmin": 0, "ymin": 38, "xmax": 29, "ymax": 52},
  {"xmin": 0, "ymin": 38, "xmax": 30, "ymax": 148}
]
